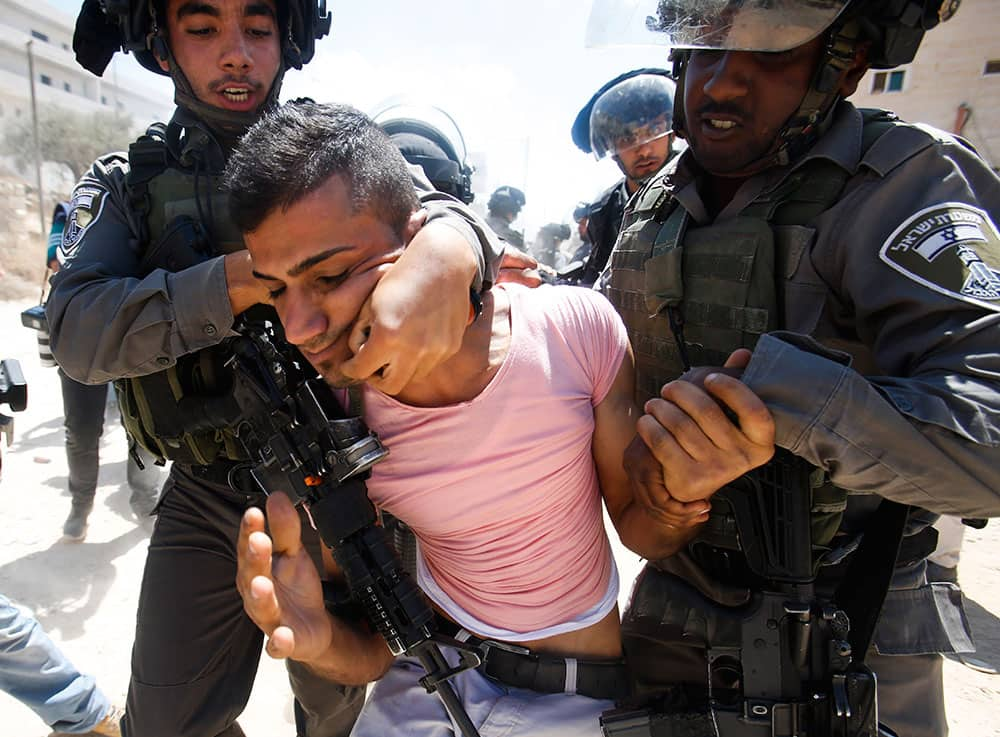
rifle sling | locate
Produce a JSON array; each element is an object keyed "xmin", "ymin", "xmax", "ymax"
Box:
[{"xmin": 833, "ymin": 499, "xmax": 910, "ymax": 663}]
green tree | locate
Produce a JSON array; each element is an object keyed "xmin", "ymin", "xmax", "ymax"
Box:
[{"xmin": 1, "ymin": 105, "xmax": 136, "ymax": 181}]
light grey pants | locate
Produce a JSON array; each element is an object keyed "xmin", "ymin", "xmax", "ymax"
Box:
[{"xmin": 350, "ymin": 649, "xmax": 613, "ymax": 737}]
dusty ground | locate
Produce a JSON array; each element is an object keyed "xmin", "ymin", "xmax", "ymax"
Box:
[{"xmin": 0, "ymin": 295, "xmax": 996, "ymax": 736}]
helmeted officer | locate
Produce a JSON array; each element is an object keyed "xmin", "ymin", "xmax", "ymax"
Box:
[
  {"xmin": 486, "ymin": 185, "xmax": 527, "ymax": 248},
  {"xmin": 47, "ymin": 1, "xmax": 504, "ymax": 736},
  {"xmin": 591, "ymin": 1, "xmax": 999, "ymax": 736},
  {"xmin": 571, "ymin": 69, "xmax": 676, "ymax": 286},
  {"xmin": 373, "ymin": 102, "xmax": 476, "ymax": 204}
]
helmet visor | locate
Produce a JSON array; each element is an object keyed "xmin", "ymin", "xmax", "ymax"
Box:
[
  {"xmin": 587, "ymin": 0, "xmax": 849, "ymax": 53},
  {"xmin": 588, "ymin": 74, "xmax": 675, "ymax": 160},
  {"xmin": 656, "ymin": 0, "xmax": 849, "ymax": 51},
  {"xmin": 592, "ymin": 117, "xmax": 673, "ymax": 160}
]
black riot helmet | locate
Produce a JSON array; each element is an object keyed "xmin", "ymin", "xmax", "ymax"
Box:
[
  {"xmin": 373, "ymin": 103, "xmax": 475, "ymax": 204},
  {"xmin": 488, "ymin": 186, "xmax": 526, "ymax": 219},
  {"xmin": 73, "ymin": 0, "xmax": 331, "ymax": 136},
  {"xmin": 572, "ymin": 69, "xmax": 674, "ymax": 162}
]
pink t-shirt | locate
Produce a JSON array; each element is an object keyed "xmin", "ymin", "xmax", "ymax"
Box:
[{"xmin": 361, "ymin": 283, "xmax": 629, "ymax": 635}]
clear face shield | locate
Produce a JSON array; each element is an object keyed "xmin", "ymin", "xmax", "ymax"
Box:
[
  {"xmin": 370, "ymin": 100, "xmax": 471, "ymax": 166},
  {"xmin": 589, "ymin": 75, "xmax": 675, "ymax": 162},
  {"xmin": 585, "ymin": 0, "xmax": 849, "ymax": 53}
]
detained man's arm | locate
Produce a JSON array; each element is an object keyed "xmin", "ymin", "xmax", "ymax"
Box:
[
  {"xmin": 595, "ymin": 345, "xmax": 711, "ymax": 560},
  {"xmin": 636, "ymin": 349, "xmax": 776, "ymax": 504},
  {"xmin": 236, "ymin": 492, "xmax": 393, "ymax": 685}
]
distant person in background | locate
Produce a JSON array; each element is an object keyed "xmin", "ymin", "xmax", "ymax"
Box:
[
  {"xmin": 532, "ymin": 222, "xmax": 572, "ymax": 269},
  {"xmin": 571, "ymin": 69, "xmax": 676, "ymax": 286},
  {"xmin": 486, "ymin": 186, "xmax": 527, "ymax": 248},
  {"xmin": 568, "ymin": 201, "xmax": 593, "ymax": 266},
  {"xmin": 45, "ymin": 203, "xmax": 163, "ymax": 542}
]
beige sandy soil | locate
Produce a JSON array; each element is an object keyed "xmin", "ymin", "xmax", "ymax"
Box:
[{"xmin": 0, "ymin": 296, "xmax": 996, "ymax": 736}]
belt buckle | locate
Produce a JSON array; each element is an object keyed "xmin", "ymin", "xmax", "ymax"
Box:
[{"xmin": 478, "ymin": 638, "xmax": 532, "ymax": 659}]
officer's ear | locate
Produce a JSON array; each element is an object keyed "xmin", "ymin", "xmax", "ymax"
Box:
[
  {"xmin": 837, "ymin": 42, "xmax": 872, "ymax": 98},
  {"xmin": 155, "ymin": 40, "xmax": 171, "ymax": 73},
  {"xmin": 401, "ymin": 208, "xmax": 428, "ymax": 247}
]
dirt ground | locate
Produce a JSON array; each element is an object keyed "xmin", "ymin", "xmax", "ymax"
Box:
[{"xmin": 0, "ymin": 295, "xmax": 997, "ymax": 736}]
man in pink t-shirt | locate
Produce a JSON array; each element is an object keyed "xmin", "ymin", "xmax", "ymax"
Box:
[{"xmin": 227, "ymin": 102, "xmax": 710, "ymax": 736}]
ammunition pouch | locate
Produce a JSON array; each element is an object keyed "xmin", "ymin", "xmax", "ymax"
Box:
[{"xmin": 115, "ymin": 344, "xmax": 250, "ymax": 466}]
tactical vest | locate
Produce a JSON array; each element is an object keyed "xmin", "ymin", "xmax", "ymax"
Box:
[
  {"xmin": 607, "ymin": 110, "xmax": 898, "ymax": 556},
  {"xmin": 114, "ymin": 123, "xmax": 256, "ymax": 467}
]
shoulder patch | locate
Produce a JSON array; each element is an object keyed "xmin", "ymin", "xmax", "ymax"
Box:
[
  {"xmin": 60, "ymin": 184, "xmax": 109, "ymax": 262},
  {"xmin": 879, "ymin": 202, "xmax": 1000, "ymax": 312}
]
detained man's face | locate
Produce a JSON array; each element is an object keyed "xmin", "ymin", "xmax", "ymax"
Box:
[
  {"xmin": 158, "ymin": 0, "xmax": 281, "ymax": 113},
  {"xmin": 244, "ymin": 175, "xmax": 417, "ymax": 386}
]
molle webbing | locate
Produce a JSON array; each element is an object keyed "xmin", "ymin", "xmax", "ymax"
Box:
[{"xmin": 116, "ymin": 124, "xmax": 252, "ymax": 466}]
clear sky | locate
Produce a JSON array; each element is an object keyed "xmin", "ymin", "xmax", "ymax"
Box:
[{"xmin": 50, "ymin": 0, "xmax": 673, "ymax": 236}]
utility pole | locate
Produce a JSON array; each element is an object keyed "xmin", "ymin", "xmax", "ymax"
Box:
[{"xmin": 25, "ymin": 39, "xmax": 46, "ymax": 237}]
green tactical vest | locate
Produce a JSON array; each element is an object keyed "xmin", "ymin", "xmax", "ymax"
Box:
[
  {"xmin": 607, "ymin": 110, "xmax": 898, "ymax": 554},
  {"xmin": 114, "ymin": 123, "xmax": 254, "ymax": 467}
]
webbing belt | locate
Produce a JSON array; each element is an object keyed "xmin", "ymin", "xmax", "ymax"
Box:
[{"xmin": 437, "ymin": 619, "xmax": 630, "ymax": 701}]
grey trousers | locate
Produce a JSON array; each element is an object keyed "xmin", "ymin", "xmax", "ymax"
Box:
[
  {"xmin": 868, "ymin": 650, "xmax": 947, "ymax": 737},
  {"xmin": 58, "ymin": 369, "xmax": 160, "ymax": 515}
]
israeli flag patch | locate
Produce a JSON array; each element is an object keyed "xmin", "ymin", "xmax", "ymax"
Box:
[{"xmin": 880, "ymin": 202, "xmax": 1000, "ymax": 312}]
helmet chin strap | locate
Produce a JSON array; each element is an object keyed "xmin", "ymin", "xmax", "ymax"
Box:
[
  {"xmin": 671, "ymin": 22, "xmax": 861, "ymax": 179},
  {"xmin": 159, "ymin": 42, "xmax": 286, "ymax": 148}
]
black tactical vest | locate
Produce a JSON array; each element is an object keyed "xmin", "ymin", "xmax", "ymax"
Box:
[
  {"xmin": 114, "ymin": 122, "xmax": 258, "ymax": 466},
  {"xmin": 607, "ymin": 111, "xmax": 899, "ymax": 557}
]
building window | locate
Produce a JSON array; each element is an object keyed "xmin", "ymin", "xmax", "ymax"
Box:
[
  {"xmin": 63, "ymin": 82, "xmax": 71, "ymax": 92},
  {"xmin": 985, "ymin": 60, "xmax": 1000, "ymax": 75},
  {"xmin": 101, "ymin": 95, "xmax": 108, "ymax": 105},
  {"xmin": 31, "ymin": 30, "xmax": 49, "ymax": 42},
  {"xmin": 40, "ymin": 74, "xmax": 52, "ymax": 86},
  {"xmin": 871, "ymin": 69, "xmax": 907, "ymax": 94}
]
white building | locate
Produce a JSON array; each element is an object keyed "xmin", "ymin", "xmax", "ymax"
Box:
[
  {"xmin": 0, "ymin": 0, "xmax": 173, "ymax": 131},
  {"xmin": 850, "ymin": 0, "xmax": 999, "ymax": 169}
]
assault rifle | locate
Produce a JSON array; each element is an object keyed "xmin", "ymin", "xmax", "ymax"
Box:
[
  {"xmin": 601, "ymin": 451, "xmax": 899, "ymax": 737},
  {"xmin": 221, "ymin": 321, "xmax": 483, "ymax": 737}
]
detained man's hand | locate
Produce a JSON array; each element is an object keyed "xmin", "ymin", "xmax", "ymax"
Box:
[
  {"xmin": 236, "ymin": 492, "xmax": 333, "ymax": 662},
  {"xmin": 633, "ymin": 349, "xmax": 775, "ymax": 506},
  {"xmin": 339, "ymin": 220, "xmax": 472, "ymax": 395}
]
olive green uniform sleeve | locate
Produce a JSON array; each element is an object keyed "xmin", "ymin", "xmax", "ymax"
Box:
[
  {"xmin": 46, "ymin": 154, "xmax": 236, "ymax": 385},
  {"xmin": 741, "ymin": 130, "xmax": 1000, "ymax": 518}
]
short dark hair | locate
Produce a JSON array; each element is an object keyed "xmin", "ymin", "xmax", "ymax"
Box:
[{"xmin": 225, "ymin": 101, "xmax": 420, "ymax": 236}]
